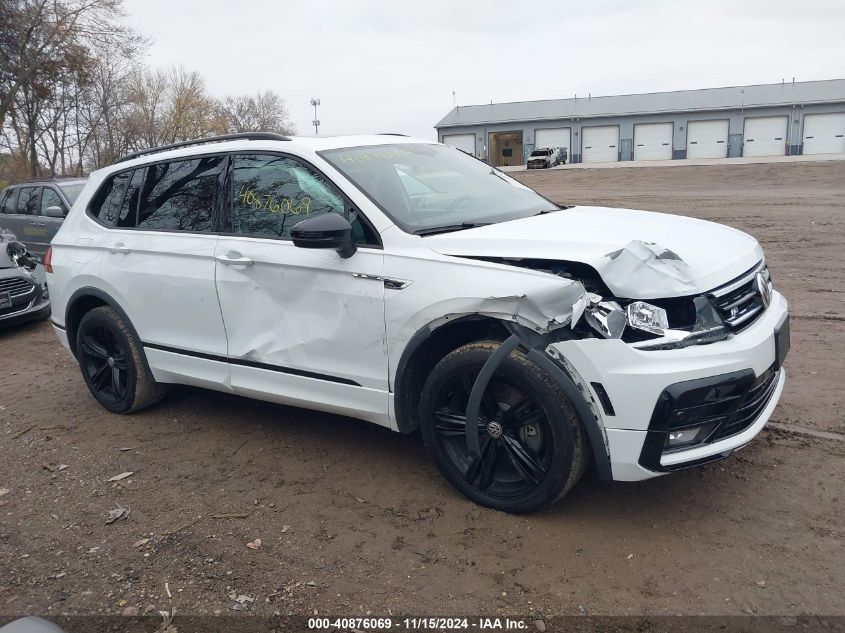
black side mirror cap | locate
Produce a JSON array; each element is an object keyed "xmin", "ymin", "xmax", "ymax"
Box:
[{"xmin": 291, "ymin": 213, "xmax": 357, "ymax": 258}]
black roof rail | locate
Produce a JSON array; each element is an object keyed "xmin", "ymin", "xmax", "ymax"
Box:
[
  {"xmin": 378, "ymin": 133, "xmax": 409, "ymax": 137},
  {"xmin": 115, "ymin": 132, "xmax": 291, "ymax": 164}
]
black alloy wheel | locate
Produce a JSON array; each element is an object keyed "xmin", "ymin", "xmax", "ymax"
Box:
[
  {"xmin": 430, "ymin": 369, "xmax": 553, "ymax": 498},
  {"xmin": 79, "ymin": 323, "xmax": 129, "ymax": 406},
  {"xmin": 75, "ymin": 305, "xmax": 167, "ymax": 413},
  {"xmin": 420, "ymin": 341, "xmax": 587, "ymax": 513}
]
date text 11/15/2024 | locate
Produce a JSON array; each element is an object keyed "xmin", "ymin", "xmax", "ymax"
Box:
[{"xmin": 307, "ymin": 617, "xmax": 531, "ymax": 630}]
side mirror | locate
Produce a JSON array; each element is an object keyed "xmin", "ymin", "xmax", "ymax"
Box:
[
  {"xmin": 291, "ymin": 213, "xmax": 357, "ymax": 259},
  {"xmin": 44, "ymin": 205, "xmax": 64, "ymax": 218}
]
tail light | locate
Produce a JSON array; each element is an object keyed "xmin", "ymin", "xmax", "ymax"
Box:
[{"xmin": 44, "ymin": 246, "xmax": 53, "ymax": 273}]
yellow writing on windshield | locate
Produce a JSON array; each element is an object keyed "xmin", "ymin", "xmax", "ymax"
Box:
[{"xmin": 336, "ymin": 148, "xmax": 413, "ymax": 163}]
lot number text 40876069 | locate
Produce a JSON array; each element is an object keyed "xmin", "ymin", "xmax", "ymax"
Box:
[{"xmin": 307, "ymin": 617, "xmax": 529, "ymax": 630}]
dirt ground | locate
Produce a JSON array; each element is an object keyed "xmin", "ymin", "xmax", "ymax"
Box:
[{"xmin": 1, "ymin": 161, "xmax": 843, "ymax": 620}]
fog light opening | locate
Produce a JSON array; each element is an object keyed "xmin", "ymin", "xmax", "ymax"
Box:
[{"xmin": 665, "ymin": 423, "xmax": 718, "ymax": 450}]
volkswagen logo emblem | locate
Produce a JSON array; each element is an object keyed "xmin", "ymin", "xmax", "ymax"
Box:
[
  {"xmin": 487, "ymin": 421, "xmax": 503, "ymax": 439},
  {"xmin": 756, "ymin": 272, "xmax": 772, "ymax": 308}
]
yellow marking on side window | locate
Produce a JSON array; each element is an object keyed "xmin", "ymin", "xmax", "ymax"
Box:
[{"xmin": 238, "ymin": 185, "xmax": 311, "ymax": 216}]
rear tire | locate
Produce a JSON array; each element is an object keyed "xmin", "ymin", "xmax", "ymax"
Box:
[
  {"xmin": 420, "ymin": 341, "xmax": 588, "ymax": 513},
  {"xmin": 76, "ymin": 306, "xmax": 166, "ymax": 413}
]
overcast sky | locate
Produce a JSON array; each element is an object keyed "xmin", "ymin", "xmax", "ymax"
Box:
[{"xmin": 121, "ymin": 0, "xmax": 845, "ymax": 139}]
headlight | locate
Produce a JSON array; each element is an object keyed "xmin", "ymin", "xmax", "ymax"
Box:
[
  {"xmin": 626, "ymin": 301, "xmax": 669, "ymax": 335},
  {"xmin": 584, "ymin": 297, "xmax": 666, "ymax": 339},
  {"xmin": 584, "ymin": 294, "xmax": 729, "ymax": 349}
]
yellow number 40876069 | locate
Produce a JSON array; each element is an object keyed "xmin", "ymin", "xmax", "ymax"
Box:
[{"xmin": 238, "ymin": 185, "xmax": 312, "ymax": 216}]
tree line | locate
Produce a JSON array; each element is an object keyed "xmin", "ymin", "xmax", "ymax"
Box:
[{"xmin": 0, "ymin": 0, "xmax": 295, "ymax": 186}]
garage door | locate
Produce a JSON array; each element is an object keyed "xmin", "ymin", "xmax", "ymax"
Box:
[
  {"xmin": 534, "ymin": 127, "xmax": 571, "ymax": 153},
  {"xmin": 743, "ymin": 116, "xmax": 788, "ymax": 157},
  {"xmin": 634, "ymin": 123, "xmax": 673, "ymax": 161},
  {"xmin": 802, "ymin": 113, "xmax": 845, "ymax": 155},
  {"xmin": 582, "ymin": 126, "xmax": 619, "ymax": 162},
  {"xmin": 442, "ymin": 133, "xmax": 476, "ymax": 156},
  {"xmin": 686, "ymin": 120, "xmax": 729, "ymax": 159}
]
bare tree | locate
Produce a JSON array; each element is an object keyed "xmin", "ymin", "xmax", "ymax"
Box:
[
  {"xmin": 1, "ymin": 2, "xmax": 298, "ymax": 177},
  {"xmin": 124, "ymin": 68, "xmax": 169, "ymax": 151},
  {"xmin": 158, "ymin": 67, "xmax": 227, "ymax": 143},
  {"xmin": 123, "ymin": 67, "xmax": 226, "ymax": 152},
  {"xmin": 219, "ymin": 91, "xmax": 295, "ymax": 135},
  {"xmin": 78, "ymin": 43, "xmax": 143, "ymax": 168},
  {"xmin": 0, "ymin": 0, "xmax": 142, "ymax": 129}
]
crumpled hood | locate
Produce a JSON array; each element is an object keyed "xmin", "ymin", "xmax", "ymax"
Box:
[{"xmin": 423, "ymin": 206, "xmax": 763, "ymax": 299}]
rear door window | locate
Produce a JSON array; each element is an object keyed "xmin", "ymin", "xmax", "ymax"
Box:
[
  {"xmin": 16, "ymin": 187, "xmax": 40, "ymax": 215},
  {"xmin": 138, "ymin": 157, "xmax": 225, "ymax": 232},
  {"xmin": 0, "ymin": 189, "xmax": 15, "ymax": 213}
]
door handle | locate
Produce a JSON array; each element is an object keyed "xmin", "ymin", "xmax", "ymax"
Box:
[
  {"xmin": 215, "ymin": 254, "xmax": 254, "ymax": 266},
  {"xmin": 108, "ymin": 244, "xmax": 131, "ymax": 254}
]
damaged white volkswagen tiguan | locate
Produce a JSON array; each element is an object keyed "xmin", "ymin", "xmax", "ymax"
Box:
[{"xmin": 47, "ymin": 133, "xmax": 789, "ymax": 513}]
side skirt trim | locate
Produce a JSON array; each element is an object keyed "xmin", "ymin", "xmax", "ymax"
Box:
[{"xmin": 141, "ymin": 342, "xmax": 361, "ymax": 387}]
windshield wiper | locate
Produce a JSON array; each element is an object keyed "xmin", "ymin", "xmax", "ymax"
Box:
[
  {"xmin": 535, "ymin": 207, "xmax": 563, "ymax": 215},
  {"xmin": 489, "ymin": 169, "xmax": 509, "ymax": 183},
  {"xmin": 414, "ymin": 222, "xmax": 490, "ymax": 236}
]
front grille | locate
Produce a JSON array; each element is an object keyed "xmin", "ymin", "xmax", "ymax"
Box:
[
  {"xmin": 709, "ymin": 263, "xmax": 767, "ymax": 331},
  {"xmin": 0, "ymin": 277, "xmax": 34, "ymax": 297},
  {"xmin": 0, "ymin": 299, "xmax": 34, "ymax": 317}
]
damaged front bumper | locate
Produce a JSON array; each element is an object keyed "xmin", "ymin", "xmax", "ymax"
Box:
[
  {"xmin": 0, "ymin": 265, "xmax": 51, "ymax": 327},
  {"xmin": 549, "ymin": 290, "xmax": 788, "ymax": 481}
]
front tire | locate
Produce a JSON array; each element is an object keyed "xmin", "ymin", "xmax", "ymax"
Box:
[
  {"xmin": 76, "ymin": 306, "xmax": 166, "ymax": 413},
  {"xmin": 420, "ymin": 341, "xmax": 588, "ymax": 513}
]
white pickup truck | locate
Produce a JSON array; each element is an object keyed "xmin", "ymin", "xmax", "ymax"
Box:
[{"xmin": 527, "ymin": 147, "xmax": 563, "ymax": 169}]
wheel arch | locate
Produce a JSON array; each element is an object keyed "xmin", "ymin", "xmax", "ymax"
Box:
[
  {"xmin": 393, "ymin": 315, "xmax": 510, "ymax": 434},
  {"xmin": 394, "ymin": 315, "xmax": 613, "ymax": 481},
  {"xmin": 65, "ymin": 287, "xmax": 137, "ymax": 359}
]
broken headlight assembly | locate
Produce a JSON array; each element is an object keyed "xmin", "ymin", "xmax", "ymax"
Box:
[
  {"xmin": 581, "ymin": 293, "xmax": 729, "ymax": 350},
  {"xmin": 583, "ymin": 297, "xmax": 627, "ymax": 338}
]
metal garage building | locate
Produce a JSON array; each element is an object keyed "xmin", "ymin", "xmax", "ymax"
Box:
[{"xmin": 435, "ymin": 79, "xmax": 845, "ymax": 166}]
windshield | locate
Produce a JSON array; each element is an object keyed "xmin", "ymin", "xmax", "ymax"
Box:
[
  {"xmin": 531, "ymin": 149, "xmax": 551, "ymax": 157},
  {"xmin": 320, "ymin": 143, "xmax": 557, "ymax": 233},
  {"xmin": 58, "ymin": 182, "xmax": 86, "ymax": 204}
]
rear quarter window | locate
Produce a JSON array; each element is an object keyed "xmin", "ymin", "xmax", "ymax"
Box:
[
  {"xmin": 87, "ymin": 169, "xmax": 147, "ymax": 228},
  {"xmin": 88, "ymin": 171, "xmax": 134, "ymax": 225}
]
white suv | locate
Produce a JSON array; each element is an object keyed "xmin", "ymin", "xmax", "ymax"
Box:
[{"xmin": 46, "ymin": 132, "xmax": 790, "ymax": 513}]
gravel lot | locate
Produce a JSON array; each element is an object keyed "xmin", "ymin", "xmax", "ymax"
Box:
[{"xmin": 1, "ymin": 161, "xmax": 843, "ymax": 620}]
